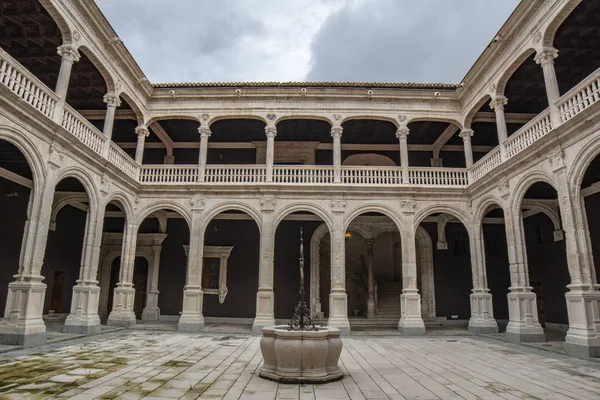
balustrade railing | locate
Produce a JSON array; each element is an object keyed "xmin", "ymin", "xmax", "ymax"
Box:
[
  {"xmin": 273, "ymin": 166, "xmax": 334, "ymax": 184},
  {"xmin": 0, "ymin": 49, "xmax": 57, "ymax": 120},
  {"xmin": 408, "ymin": 168, "xmax": 469, "ymax": 187},
  {"xmin": 557, "ymin": 67, "xmax": 600, "ymax": 123},
  {"xmin": 108, "ymin": 143, "xmax": 139, "ymax": 180},
  {"xmin": 139, "ymin": 165, "xmax": 198, "ymax": 183},
  {"xmin": 471, "ymin": 148, "xmax": 502, "ymax": 182},
  {"xmin": 505, "ymin": 109, "xmax": 553, "ymax": 159},
  {"xmin": 205, "ymin": 165, "xmax": 266, "ymax": 183},
  {"xmin": 61, "ymin": 104, "xmax": 106, "ymax": 155},
  {"xmin": 341, "ymin": 166, "xmax": 402, "ymax": 185}
]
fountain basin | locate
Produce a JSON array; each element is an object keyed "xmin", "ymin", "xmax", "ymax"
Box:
[{"xmin": 260, "ymin": 325, "xmax": 343, "ymax": 383}]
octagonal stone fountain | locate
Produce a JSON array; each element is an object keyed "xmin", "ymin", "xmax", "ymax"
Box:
[{"xmin": 259, "ymin": 228, "xmax": 344, "ymax": 383}]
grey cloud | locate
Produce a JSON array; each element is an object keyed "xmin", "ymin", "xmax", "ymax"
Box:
[{"xmin": 306, "ymin": 0, "xmax": 519, "ymax": 83}]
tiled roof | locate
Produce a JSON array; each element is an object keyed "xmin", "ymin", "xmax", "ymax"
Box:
[{"xmin": 152, "ymin": 81, "xmax": 459, "ymax": 90}]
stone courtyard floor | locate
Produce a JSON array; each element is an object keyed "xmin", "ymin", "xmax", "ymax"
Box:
[{"xmin": 0, "ymin": 330, "xmax": 600, "ymax": 399}]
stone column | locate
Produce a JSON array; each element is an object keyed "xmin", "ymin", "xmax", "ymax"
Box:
[
  {"xmin": 490, "ymin": 96, "xmax": 508, "ymax": 161},
  {"xmin": 504, "ymin": 205, "xmax": 545, "ymax": 343},
  {"xmin": 365, "ymin": 239, "xmax": 375, "ymax": 318},
  {"xmin": 197, "ymin": 127, "xmax": 211, "ymax": 182},
  {"xmin": 467, "ymin": 223, "xmax": 499, "ymax": 334},
  {"xmin": 107, "ymin": 222, "xmax": 138, "ymax": 327},
  {"xmin": 63, "ymin": 201, "xmax": 105, "ymax": 334},
  {"xmin": 397, "ymin": 201, "xmax": 426, "ymax": 335},
  {"xmin": 265, "ymin": 125, "xmax": 277, "ymax": 183},
  {"xmin": 396, "ymin": 127, "xmax": 410, "ymax": 184},
  {"xmin": 253, "ymin": 198, "xmax": 277, "ymax": 334},
  {"xmin": 549, "ymin": 151, "xmax": 600, "ymax": 358},
  {"xmin": 534, "ymin": 47, "xmax": 561, "ymax": 126},
  {"xmin": 0, "ymin": 157, "xmax": 61, "ymax": 346},
  {"xmin": 331, "ymin": 126, "xmax": 343, "ymax": 184},
  {"xmin": 142, "ymin": 245, "xmax": 161, "ymax": 321},
  {"xmin": 53, "ymin": 44, "xmax": 80, "ymax": 124},
  {"xmin": 178, "ymin": 199, "xmax": 206, "ymax": 332},
  {"xmin": 328, "ymin": 201, "xmax": 350, "ymax": 334},
  {"xmin": 460, "ymin": 129, "xmax": 474, "ymax": 168},
  {"xmin": 134, "ymin": 125, "xmax": 150, "ymax": 165},
  {"xmin": 101, "ymin": 93, "xmax": 121, "ymax": 158}
]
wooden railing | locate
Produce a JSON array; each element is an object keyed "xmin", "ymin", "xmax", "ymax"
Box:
[
  {"xmin": 205, "ymin": 165, "xmax": 266, "ymax": 183},
  {"xmin": 108, "ymin": 143, "xmax": 139, "ymax": 180},
  {"xmin": 0, "ymin": 48, "xmax": 57, "ymax": 120},
  {"xmin": 342, "ymin": 166, "xmax": 402, "ymax": 185},
  {"xmin": 557, "ymin": 67, "xmax": 600, "ymax": 123},
  {"xmin": 61, "ymin": 104, "xmax": 106, "ymax": 155},
  {"xmin": 505, "ymin": 109, "xmax": 553, "ymax": 159},
  {"xmin": 471, "ymin": 148, "xmax": 502, "ymax": 182},
  {"xmin": 409, "ymin": 168, "xmax": 469, "ymax": 187},
  {"xmin": 139, "ymin": 165, "xmax": 198, "ymax": 183},
  {"xmin": 273, "ymin": 166, "xmax": 334, "ymax": 184}
]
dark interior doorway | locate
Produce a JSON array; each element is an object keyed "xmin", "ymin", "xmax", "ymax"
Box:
[{"xmin": 49, "ymin": 270, "xmax": 66, "ymax": 313}]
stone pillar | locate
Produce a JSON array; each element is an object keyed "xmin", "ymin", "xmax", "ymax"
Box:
[
  {"xmin": 142, "ymin": 245, "xmax": 161, "ymax": 321},
  {"xmin": 328, "ymin": 201, "xmax": 350, "ymax": 334},
  {"xmin": 101, "ymin": 93, "xmax": 121, "ymax": 158},
  {"xmin": 134, "ymin": 125, "xmax": 150, "ymax": 165},
  {"xmin": 397, "ymin": 201, "xmax": 426, "ymax": 335},
  {"xmin": 253, "ymin": 198, "xmax": 277, "ymax": 334},
  {"xmin": 265, "ymin": 125, "xmax": 277, "ymax": 183},
  {"xmin": 63, "ymin": 202, "xmax": 105, "ymax": 334},
  {"xmin": 365, "ymin": 239, "xmax": 375, "ymax": 318},
  {"xmin": 490, "ymin": 96, "xmax": 508, "ymax": 161},
  {"xmin": 331, "ymin": 126, "xmax": 343, "ymax": 184},
  {"xmin": 549, "ymin": 151, "xmax": 600, "ymax": 358},
  {"xmin": 197, "ymin": 127, "xmax": 211, "ymax": 182},
  {"xmin": 460, "ymin": 129, "xmax": 474, "ymax": 168},
  {"xmin": 396, "ymin": 127, "xmax": 410, "ymax": 184},
  {"xmin": 467, "ymin": 224, "xmax": 499, "ymax": 334},
  {"xmin": 504, "ymin": 205, "xmax": 545, "ymax": 343},
  {"xmin": 0, "ymin": 158, "xmax": 60, "ymax": 346},
  {"xmin": 107, "ymin": 222, "xmax": 138, "ymax": 327},
  {"xmin": 178, "ymin": 200, "xmax": 206, "ymax": 332},
  {"xmin": 535, "ymin": 47, "xmax": 561, "ymax": 126},
  {"xmin": 53, "ymin": 44, "xmax": 80, "ymax": 124}
]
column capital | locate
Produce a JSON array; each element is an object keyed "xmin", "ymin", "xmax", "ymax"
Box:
[
  {"xmin": 365, "ymin": 238, "xmax": 375, "ymax": 247},
  {"xmin": 489, "ymin": 96, "xmax": 508, "ymax": 111},
  {"xmin": 534, "ymin": 47, "xmax": 559, "ymax": 66},
  {"xmin": 57, "ymin": 44, "xmax": 80, "ymax": 63},
  {"xmin": 135, "ymin": 125, "xmax": 150, "ymax": 138},
  {"xmin": 198, "ymin": 126, "xmax": 212, "ymax": 138},
  {"xmin": 396, "ymin": 126, "xmax": 410, "ymax": 139},
  {"xmin": 331, "ymin": 126, "xmax": 343, "ymax": 139},
  {"xmin": 103, "ymin": 93, "xmax": 121, "ymax": 108},
  {"xmin": 459, "ymin": 129, "xmax": 474, "ymax": 141},
  {"xmin": 265, "ymin": 125, "xmax": 277, "ymax": 138}
]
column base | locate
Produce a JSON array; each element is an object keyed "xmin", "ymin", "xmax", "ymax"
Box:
[
  {"xmin": 63, "ymin": 282, "xmax": 101, "ymax": 335},
  {"xmin": 367, "ymin": 299, "xmax": 375, "ymax": 319},
  {"xmin": 253, "ymin": 289, "xmax": 275, "ymax": 335},
  {"xmin": 564, "ymin": 287, "xmax": 600, "ymax": 359},
  {"xmin": 398, "ymin": 290, "xmax": 426, "ymax": 336},
  {"xmin": 505, "ymin": 289, "xmax": 545, "ymax": 343},
  {"xmin": 141, "ymin": 307, "xmax": 160, "ymax": 322},
  {"xmin": 0, "ymin": 276, "xmax": 47, "ymax": 347},
  {"xmin": 327, "ymin": 291, "xmax": 350, "ymax": 335},
  {"xmin": 178, "ymin": 286, "xmax": 204, "ymax": 332},
  {"xmin": 468, "ymin": 291, "xmax": 498, "ymax": 334},
  {"xmin": 107, "ymin": 286, "xmax": 137, "ymax": 327}
]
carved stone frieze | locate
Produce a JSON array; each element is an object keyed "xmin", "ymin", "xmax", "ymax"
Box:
[
  {"xmin": 261, "ymin": 198, "xmax": 277, "ymax": 212},
  {"xmin": 548, "ymin": 149, "xmax": 565, "ymax": 171},
  {"xmin": 330, "ymin": 201, "xmax": 347, "ymax": 214},
  {"xmin": 191, "ymin": 197, "xmax": 206, "ymax": 211},
  {"xmin": 48, "ymin": 143, "xmax": 64, "ymax": 169}
]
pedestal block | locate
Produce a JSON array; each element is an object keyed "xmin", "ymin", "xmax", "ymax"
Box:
[
  {"xmin": 565, "ymin": 288, "xmax": 600, "ymax": 358},
  {"xmin": 253, "ymin": 289, "xmax": 275, "ymax": 335},
  {"xmin": 178, "ymin": 287, "xmax": 205, "ymax": 332},
  {"xmin": 63, "ymin": 282, "xmax": 101, "ymax": 334},
  {"xmin": 468, "ymin": 292, "xmax": 499, "ymax": 334},
  {"xmin": 107, "ymin": 286, "xmax": 136, "ymax": 327},
  {"xmin": 141, "ymin": 290, "xmax": 160, "ymax": 321},
  {"xmin": 327, "ymin": 291, "xmax": 350, "ymax": 335},
  {"xmin": 259, "ymin": 326, "xmax": 343, "ymax": 383},
  {"xmin": 505, "ymin": 290, "xmax": 545, "ymax": 343},
  {"xmin": 398, "ymin": 290, "xmax": 426, "ymax": 336}
]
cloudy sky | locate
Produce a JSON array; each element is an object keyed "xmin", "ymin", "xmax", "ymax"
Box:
[{"xmin": 96, "ymin": 0, "xmax": 519, "ymax": 84}]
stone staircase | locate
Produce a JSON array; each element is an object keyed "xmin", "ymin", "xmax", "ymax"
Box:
[{"xmin": 350, "ymin": 281, "xmax": 402, "ymax": 330}]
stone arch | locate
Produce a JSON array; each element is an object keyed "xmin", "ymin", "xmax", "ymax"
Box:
[
  {"xmin": 524, "ymin": 202, "xmax": 562, "ymax": 233},
  {"xmin": 509, "ymin": 171, "xmax": 558, "ymax": 216},
  {"xmin": 568, "ymin": 133, "xmax": 600, "ymax": 196},
  {"xmin": 0, "ymin": 126, "xmax": 46, "ymax": 187},
  {"xmin": 118, "ymin": 92, "xmax": 146, "ymax": 125},
  {"xmin": 414, "ymin": 204, "xmax": 473, "ymax": 237},
  {"xmin": 474, "ymin": 195, "xmax": 505, "ymax": 225},
  {"xmin": 104, "ymin": 191, "xmax": 135, "ymax": 226},
  {"xmin": 342, "ymin": 153, "xmax": 396, "ymax": 166},
  {"xmin": 202, "ymin": 202, "xmax": 263, "ymax": 232},
  {"xmin": 134, "ymin": 201, "xmax": 192, "ymax": 228},
  {"xmin": 49, "ymin": 193, "xmax": 88, "ymax": 230},
  {"xmin": 146, "ymin": 115, "xmax": 201, "ymax": 126},
  {"xmin": 208, "ymin": 115, "xmax": 267, "ymax": 127},
  {"xmin": 541, "ymin": 0, "xmax": 583, "ymax": 48},
  {"xmin": 495, "ymin": 48, "xmax": 537, "ymax": 96},
  {"xmin": 275, "ymin": 115, "xmax": 333, "ymax": 126},
  {"xmin": 406, "ymin": 117, "xmax": 463, "ymax": 130},
  {"xmin": 55, "ymin": 167, "xmax": 100, "ymax": 215},
  {"xmin": 76, "ymin": 45, "xmax": 117, "ymax": 93},
  {"xmin": 38, "ymin": 0, "xmax": 73, "ymax": 45},
  {"xmin": 343, "ymin": 204, "xmax": 404, "ymax": 232},
  {"xmin": 340, "ymin": 115, "xmax": 399, "ymax": 127},
  {"xmin": 273, "ymin": 203, "xmax": 333, "ymax": 233},
  {"xmin": 464, "ymin": 94, "xmax": 493, "ymax": 128}
]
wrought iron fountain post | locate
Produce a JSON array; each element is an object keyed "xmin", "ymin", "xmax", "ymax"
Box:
[{"xmin": 288, "ymin": 227, "xmax": 318, "ymax": 331}]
